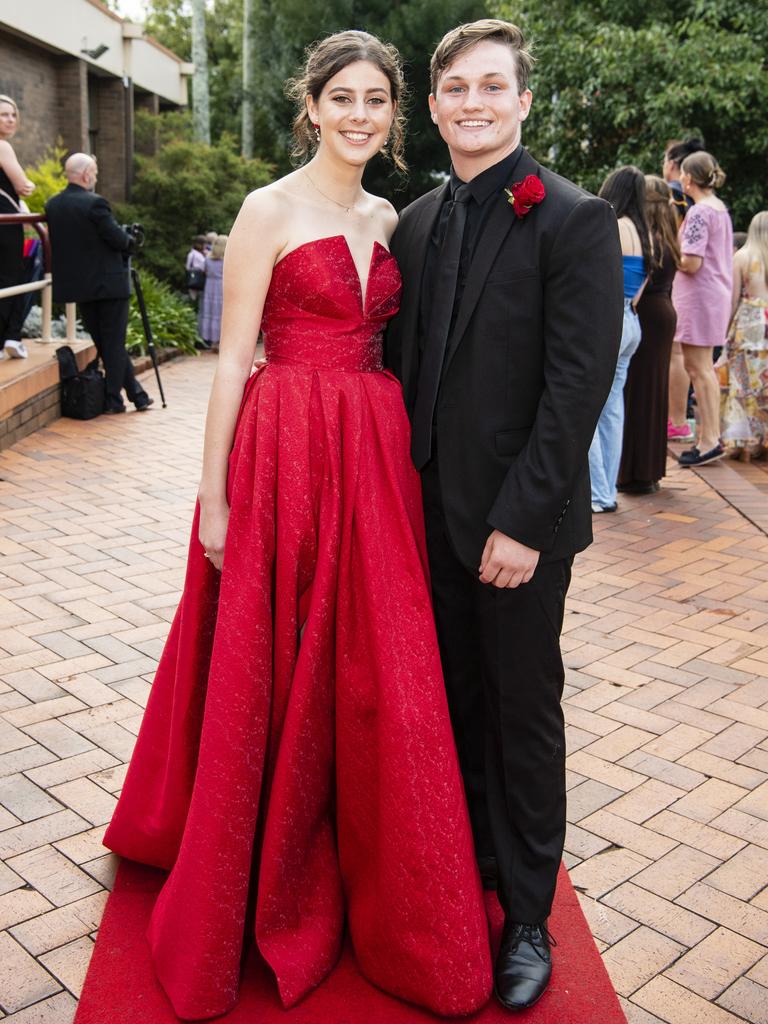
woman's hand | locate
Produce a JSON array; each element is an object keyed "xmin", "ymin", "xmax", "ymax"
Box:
[
  {"xmin": 199, "ymin": 498, "xmax": 230, "ymax": 571},
  {"xmin": 18, "ymin": 179, "xmax": 35, "ymax": 197}
]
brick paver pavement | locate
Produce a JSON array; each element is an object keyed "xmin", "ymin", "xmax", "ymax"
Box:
[{"xmin": 1, "ymin": 354, "xmax": 767, "ymax": 1024}]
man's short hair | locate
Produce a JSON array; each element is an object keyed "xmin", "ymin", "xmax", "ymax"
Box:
[{"xmin": 430, "ymin": 19, "xmax": 534, "ymax": 96}]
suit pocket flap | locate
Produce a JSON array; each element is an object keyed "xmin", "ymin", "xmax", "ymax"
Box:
[
  {"xmin": 485, "ymin": 266, "xmax": 539, "ymax": 285},
  {"xmin": 495, "ymin": 427, "xmax": 532, "ymax": 455}
]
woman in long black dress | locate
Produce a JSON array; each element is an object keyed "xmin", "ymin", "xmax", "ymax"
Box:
[
  {"xmin": 0, "ymin": 94, "xmax": 35, "ymax": 360},
  {"xmin": 619, "ymin": 176, "xmax": 681, "ymax": 493}
]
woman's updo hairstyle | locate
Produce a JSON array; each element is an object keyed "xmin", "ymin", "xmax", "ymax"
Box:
[
  {"xmin": 286, "ymin": 30, "xmax": 407, "ymax": 174},
  {"xmin": 681, "ymin": 150, "xmax": 726, "ymax": 190}
]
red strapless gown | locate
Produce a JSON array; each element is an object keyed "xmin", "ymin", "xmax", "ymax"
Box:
[{"xmin": 103, "ymin": 236, "xmax": 492, "ymax": 1020}]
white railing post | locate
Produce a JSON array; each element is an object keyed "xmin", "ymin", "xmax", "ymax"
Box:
[
  {"xmin": 65, "ymin": 303, "xmax": 76, "ymax": 342},
  {"xmin": 41, "ymin": 273, "xmax": 53, "ymax": 343}
]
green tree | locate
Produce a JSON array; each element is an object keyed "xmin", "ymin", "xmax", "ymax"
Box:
[
  {"xmin": 493, "ymin": 0, "xmax": 768, "ymax": 227},
  {"xmin": 191, "ymin": 0, "xmax": 212, "ymax": 142},
  {"xmin": 118, "ymin": 113, "xmax": 273, "ymax": 283},
  {"xmin": 249, "ymin": 0, "xmax": 489, "ymax": 205},
  {"xmin": 137, "ymin": 0, "xmax": 492, "ymax": 205},
  {"xmin": 143, "ymin": 0, "xmax": 251, "ymax": 149}
]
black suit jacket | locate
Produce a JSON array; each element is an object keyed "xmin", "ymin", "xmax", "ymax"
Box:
[
  {"xmin": 45, "ymin": 184, "xmax": 132, "ymax": 303},
  {"xmin": 386, "ymin": 147, "xmax": 623, "ymax": 570}
]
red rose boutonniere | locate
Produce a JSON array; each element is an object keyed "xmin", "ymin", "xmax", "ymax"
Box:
[{"xmin": 505, "ymin": 174, "xmax": 546, "ymax": 219}]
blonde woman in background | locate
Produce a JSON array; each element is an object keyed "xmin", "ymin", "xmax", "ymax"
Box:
[
  {"xmin": 198, "ymin": 233, "xmax": 226, "ymax": 349},
  {"xmin": 0, "ymin": 94, "xmax": 35, "ymax": 360},
  {"xmin": 672, "ymin": 151, "xmax": 733, "ymax": 467},
  {"xmin": 721, "ymin": 211, "xmax": 768, "ymax": 459}
]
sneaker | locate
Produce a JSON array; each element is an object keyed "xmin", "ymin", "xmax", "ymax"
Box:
[
  {"xmin": 668, "ymin": 420, "xmax": 694, "ymax": 442},
  {"xmin": 4, "ymin": 340, "xmax": 28, "ymax": 359},
  {"xmin": 591, "ymin": 502, "xmax": 618, "ymax": 513},
  {"xmin": 679, "ymin": 444, "xmax": 725, "ymax": 467}
]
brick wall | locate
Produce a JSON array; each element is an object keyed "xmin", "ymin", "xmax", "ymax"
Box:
[
  {"xmin": 0, "ymin": 382, "xmax": 61, "ymax": 451},
  {"xmin": 0, "ymin": 33, "xmax": 60, "ymax": 165},
  {"xmin": 0, "ymin": 27, "xmax": 168, "ymax": 206},
  {"xmin": 92, "ymin": 77, "xmax": 128, "ymax": 202},
  {"xmin": 56, "ymin": 58, "xmax": 89, "ymax": 155}
]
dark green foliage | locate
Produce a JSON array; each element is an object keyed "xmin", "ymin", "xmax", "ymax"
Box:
[
  {"xmin": 126, "ymin": 269, "xmax": 200, "ymax": 355},
  {"xmin": 493, "ymin": 0, "xmax": 768, "ymax": 228},
  {"xmin": 137, "ymin": 0, "xmax": 766, "ymax": 223},
  {"xmin": 144, "ymin": 0, "xmax": 251, "ymax": 146},
  {"xmin": 138, "ymin": 0, "xmax": 490, "ymax": 207},
  {"xmin": 117, "ymin": 112, "xmax": 273, "ymax": 285}
]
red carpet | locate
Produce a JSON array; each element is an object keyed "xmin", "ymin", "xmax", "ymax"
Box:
[{"xmin": 74, "ymin": 861, "xmax": 625, "ymax": 1023}]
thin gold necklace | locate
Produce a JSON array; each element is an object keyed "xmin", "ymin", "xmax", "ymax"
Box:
[{"xmin": 303, "ymin": 169, "xmax": 361, "ymax": 215}]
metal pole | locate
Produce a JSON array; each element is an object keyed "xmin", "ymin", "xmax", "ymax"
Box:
[{"xmin": 131, "ymin": 267, "xmax": 167, "ymax": 407}]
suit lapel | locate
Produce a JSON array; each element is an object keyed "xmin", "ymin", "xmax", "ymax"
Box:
[{"xmin": 443, "ymin": 149, "xmax": 541, "ymax": 374}]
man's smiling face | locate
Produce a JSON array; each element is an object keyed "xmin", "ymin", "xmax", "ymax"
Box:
[{"xmin": 429, "ymin": 39, "xmax": 532, "ymax": 177}]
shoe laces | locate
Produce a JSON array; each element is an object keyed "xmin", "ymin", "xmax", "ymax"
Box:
[{"xmin": 508, "ymin": 923, "xmax": 557, "ymax": 960}]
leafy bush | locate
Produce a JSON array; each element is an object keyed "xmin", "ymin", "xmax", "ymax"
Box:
[
  {"xmin": 21, "ymin": 307, "xmax": 89, "ymax": 340},
  {"xmin": 24, "ymin": 144, "xmax": 68, "ymax": 214},
  {"xmin": 117, "ymin": 112, "xmax": 274, "ymax": 285},
  {"xmin": 127, "ymin": 267, "xmax": 200, "ymax": 355}
]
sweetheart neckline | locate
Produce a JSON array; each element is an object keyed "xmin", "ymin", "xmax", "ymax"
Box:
[{"xmin": 273, "ymin": 235, "xmax": 393, "ymax": 313}]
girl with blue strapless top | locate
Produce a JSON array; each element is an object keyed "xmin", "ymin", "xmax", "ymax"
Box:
[{"xmin": 102, "ymin": 31, "xmax": 492, "ymax": 1022}]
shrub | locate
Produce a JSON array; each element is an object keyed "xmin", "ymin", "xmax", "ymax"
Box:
[
  {"xmin": 21, "ymin": 307, "xmax": 89, "ymax": 340},
  {"xmin": 127, "ymin": 267, "xmax": 200, "ymax": 355},
  {"xmin": 24, "ymin": 144, "xmax": 68, "ymax": 213},
  {"xmin": 117, "ymin": 112, "xmax": 274, "ymax": 285}
]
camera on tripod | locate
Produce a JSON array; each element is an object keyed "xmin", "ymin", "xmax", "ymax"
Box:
[{"xmin": 123, "ymin": 222, "xmax": 145, "ymax": 251}]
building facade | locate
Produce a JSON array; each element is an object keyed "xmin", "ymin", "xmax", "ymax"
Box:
[{"xmin": 0, "ymin": 0, "xmax": 191, "ymax": 202}]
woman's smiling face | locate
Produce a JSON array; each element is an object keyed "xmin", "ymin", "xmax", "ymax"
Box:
[{"xmin": 307, "ymin": 60, "xmax": 394, "ymax": 168}]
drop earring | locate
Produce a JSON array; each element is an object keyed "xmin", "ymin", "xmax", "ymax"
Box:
[{"xmin": 313, "ymin": 123, "xmax": 320, "ymax": 143}]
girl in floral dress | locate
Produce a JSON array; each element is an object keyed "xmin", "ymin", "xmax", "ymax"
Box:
[{"xmin": 721, "ymin": 211, "xmax": 768, "ymax": 459}]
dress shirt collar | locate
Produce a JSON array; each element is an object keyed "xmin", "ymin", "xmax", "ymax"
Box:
[{"xmin": 449, "ymin": 145, "xmax": 525, "ymax": 205}]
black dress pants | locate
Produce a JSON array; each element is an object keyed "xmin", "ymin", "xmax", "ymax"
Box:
[
  {"xmin": 0, "ymin": 221, "xmax": 24, "ymax": 347},
  {"xmin": 79, "ymin": 298, "xmax": 147, "ymax": 412},
  {"xmin": 422, "ymin": 456, "xmax": 571, "ymax": 924}
]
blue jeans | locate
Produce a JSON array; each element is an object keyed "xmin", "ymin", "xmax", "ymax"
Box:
[{"xmin": 589, "ymin": 299, "xmax": 642, "ymax": 509}]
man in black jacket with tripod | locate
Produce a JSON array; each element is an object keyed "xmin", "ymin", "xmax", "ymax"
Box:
[{"xmin": 46, "ymin": 153, "xmax": 152, "ymax": 414}]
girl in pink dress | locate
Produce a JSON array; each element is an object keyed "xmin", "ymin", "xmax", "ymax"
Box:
[{"xmin": 672, "ymin": 151, "xmax": 733, "ymax": 466}]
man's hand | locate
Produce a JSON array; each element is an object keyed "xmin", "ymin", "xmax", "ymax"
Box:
[{"xmin": 479, "ymin": 530, "xmax": 540, "ymax": 588}]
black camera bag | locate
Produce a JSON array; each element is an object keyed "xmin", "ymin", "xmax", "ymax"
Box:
[{"xmin": 55, "ymin": 345, "xmax": 106, "ymax": 420}]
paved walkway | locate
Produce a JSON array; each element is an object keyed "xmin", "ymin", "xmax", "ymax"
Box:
[{"xmin": 1, "ymin": 355, "xmax": 767, "ymax": 1024}]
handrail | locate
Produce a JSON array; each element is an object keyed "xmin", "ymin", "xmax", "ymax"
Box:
[{"xmin": 0, "ymin": 212, "xmax": 76, "ymax": 343}]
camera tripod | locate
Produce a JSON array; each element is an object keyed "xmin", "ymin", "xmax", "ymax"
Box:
[{"xmin": 130, "ymin": 267, "xmax": 167, "ymax": 408}]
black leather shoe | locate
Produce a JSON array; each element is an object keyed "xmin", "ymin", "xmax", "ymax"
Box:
[
  {"xmin": 104, "ymin": 405, "xmax": 126, "ymax": 415},
  {"xmin": 134, "ymin": 396, "xmax": 154, "ymax": 411},
  {"xmin": 477, "ymin": 856, "xmax": 497, "ymax": 891},
  {"xmin": 494, "ymin": 921, "xmax": 553, "ymax": 1010}
]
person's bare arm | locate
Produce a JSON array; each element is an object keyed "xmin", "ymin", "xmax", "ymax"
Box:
[
  {"xmin": 0, "ymin": 141, "xmax": 34, "ymax": 196},
  {"xmin": 197, "ymin": 188, "xmax": 287, "ymax": 570},
  {"xmin": 679, "ymin": 253, "xmax": 703, "ymax": 274}
]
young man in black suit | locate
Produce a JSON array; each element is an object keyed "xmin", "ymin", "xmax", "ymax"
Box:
[
  {"xmin": 46, "ymin": 154, "xmax": 152, "ymax": 414},
  {"xmin": 386, "ymin": 20, "xmax": 623, "ymax": 1010}
]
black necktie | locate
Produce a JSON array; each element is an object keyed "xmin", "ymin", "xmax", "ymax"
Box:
[{"xmin": 411, "ymin": 184, "xmax": 472, "ymax": 470}]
